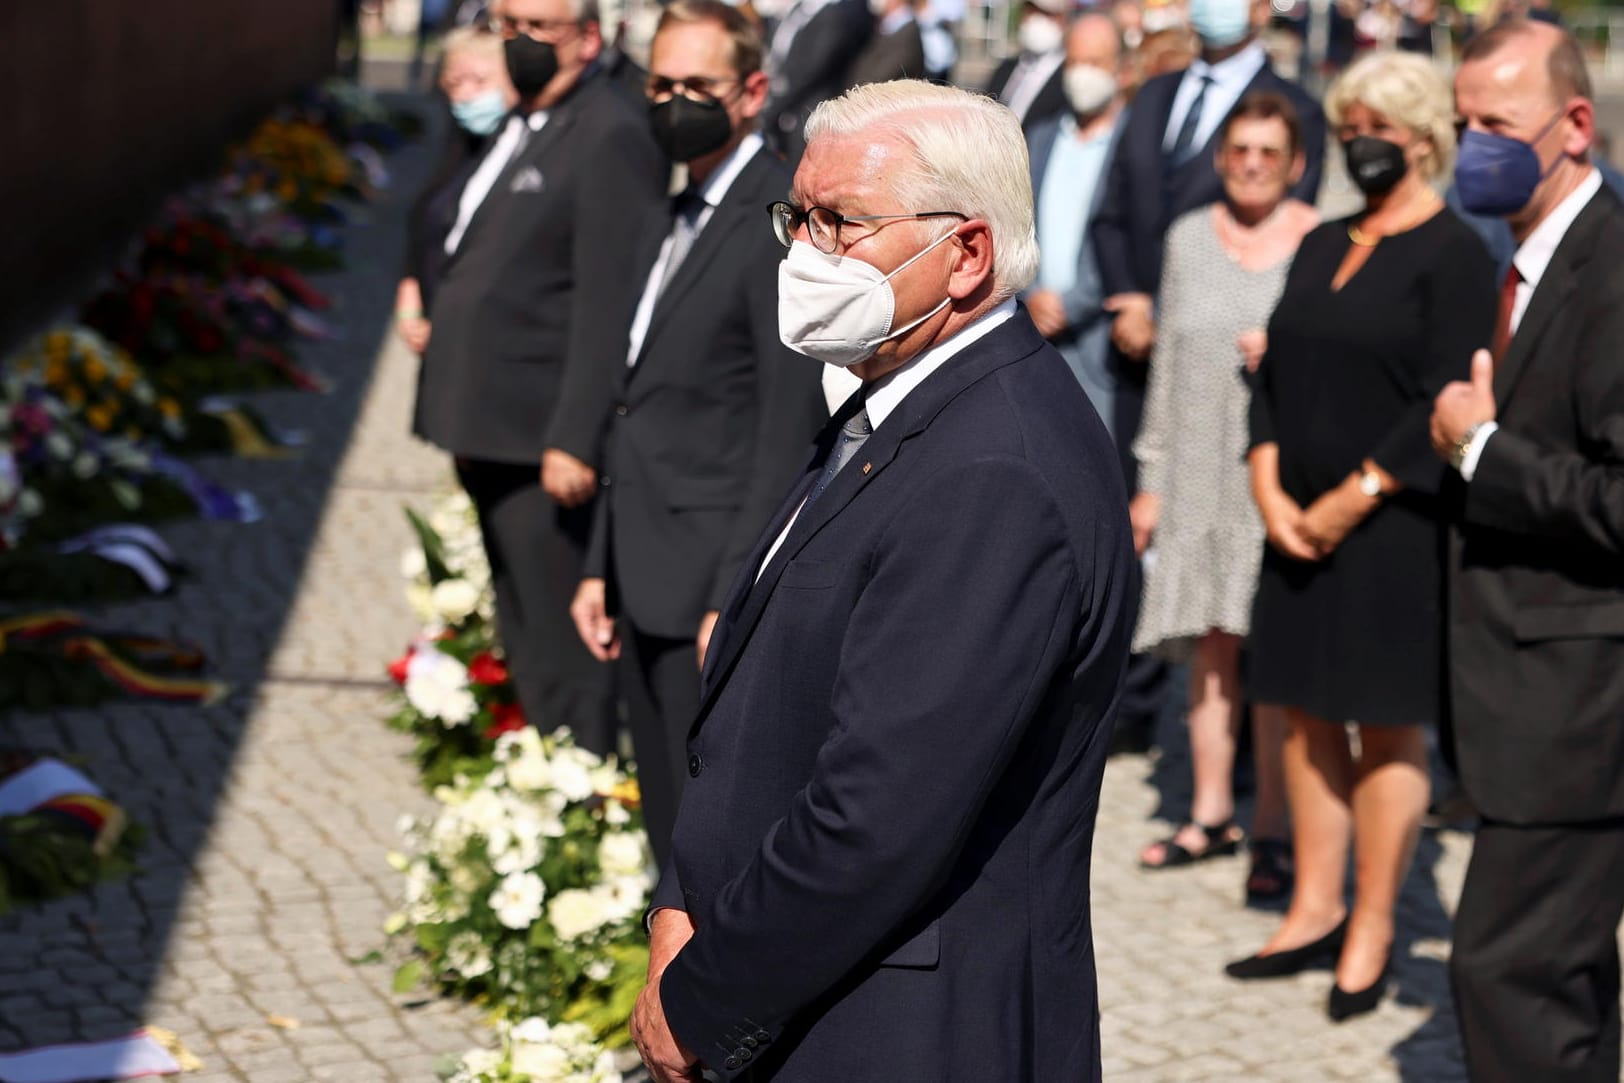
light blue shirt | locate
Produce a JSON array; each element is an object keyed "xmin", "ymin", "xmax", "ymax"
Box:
[{"xmin": 1037, "ymin": 116, "xmax": 1112, "ymax": 294}]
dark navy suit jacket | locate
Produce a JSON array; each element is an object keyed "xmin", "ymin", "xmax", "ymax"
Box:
[{"xmin": 651, "ymin": 313, "xmax": 1136, "ymax": 1081}]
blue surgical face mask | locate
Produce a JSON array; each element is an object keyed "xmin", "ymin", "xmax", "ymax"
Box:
[
  {"xmin": 1454, "ymin": 108, "xmax": 1567, "ymax": 217},
  {"xmin": 1189, "ymin": 0, "xmax": 1251, "ymax": 48},
  {"xmin": 450, "ymin": 90, "xmax": 509, "ymax": 136}
]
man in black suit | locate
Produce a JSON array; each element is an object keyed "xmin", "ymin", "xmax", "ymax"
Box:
[
  {"xmin": 414, "ymin": 0, "xmax": 667, "ymax": 754},
  {"xmin": 984, "ymin": 0, "xmax": 1069, "ymax": 131},
  {"xmin": 844, "ymin": 0, "xmax": 926, "ymax": 89},
  {"xmin": 630, "ymin": 80, "xmax": 1135, "ymax": 1083},
  {"xmin": 761, "ymin": 0, "xmax": 872, "ymax": 162},
  {"xmin": 569, "ymin": 0, "xmax": 826, "ymax": 867},
  {"xmin": 1432, "ymin": 22, "xmax": 1624, "ymax": 1083}
]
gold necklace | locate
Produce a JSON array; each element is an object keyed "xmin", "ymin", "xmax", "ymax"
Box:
[{"xmin": 1347, "ymin": 188, "xmax": 1439, "ymax": 248}]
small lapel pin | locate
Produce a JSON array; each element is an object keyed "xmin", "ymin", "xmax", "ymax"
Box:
[{"xmin": 862, "ymin": 462, "xmax": 872, "ymax": 475}]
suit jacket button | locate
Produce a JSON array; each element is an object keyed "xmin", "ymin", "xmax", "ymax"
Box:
[
  {"xmin": 724, "ymin": 1056, "xmax": 740, "ymax": 1070},
  {"xmin": 615, "ymin": 403, "xmax": 629, "ymax": 416},
  {"xmin": 754, "ymin": 1029, "xmax": 770, "ymax": 1043},
  {"xmin": 741, "ymin": 1036, "xmax": 758, "ymax": 1049},
  {"xmin": 734, "ymin": 1047, "xmax": 752, "ymax": 1061},
  {"xmin": 688, "ymin": 753, "xmax": 703, "ymax": 777}
]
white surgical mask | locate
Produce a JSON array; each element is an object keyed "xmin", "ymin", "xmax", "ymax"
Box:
[
  {"xmin": 777, "ymin": 230, "xmax": 958, "ymax": 368},
  {"xmin": 1018, "ymin": 13, "xmax": 1064, "ymax": 55},
  {"xmin": 1063, "ymin": 63, "xmax": 1118, "ymax": 117}
]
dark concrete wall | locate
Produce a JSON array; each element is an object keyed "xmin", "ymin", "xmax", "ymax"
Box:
[{"xmin": 0, "ymin": 1, "xmax": 338, "ymax": 348}]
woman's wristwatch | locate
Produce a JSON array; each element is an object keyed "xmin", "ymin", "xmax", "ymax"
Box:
[{"xmin": 1357, "ymin": 459, "xmax": 1389, "ymax": 500}]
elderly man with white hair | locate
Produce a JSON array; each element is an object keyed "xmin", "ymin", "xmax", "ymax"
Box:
[{"xmin": 630, "ymin": 79, "xmax": 1136, "ymax": 1083}]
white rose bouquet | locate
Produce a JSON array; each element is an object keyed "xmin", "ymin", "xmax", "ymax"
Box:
[
  {"xmin": 388, "ymin": 727, "xmax": 654, "ymax": 1046},
  {"xmin": 446, "ymin": 1018, "xmax": 625, "ymax": 1083},
  {"xmin": 388, "ymin": 490, "xmax": 517, "ymax": 787}
]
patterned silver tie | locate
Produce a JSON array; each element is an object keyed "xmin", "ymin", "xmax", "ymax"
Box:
[{"xmin": 804, "ymin": 405, "xmax": 872, "ymax": 508}]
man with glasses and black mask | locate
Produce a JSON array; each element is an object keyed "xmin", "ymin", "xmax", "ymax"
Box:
[
  {"xmin": 570, "ymin": 0, "xmax": 825, "ymax": 867},
  {"xmin": 630, "ymin": 80, "xmax": 1135, "ymax": 1083},
  {"xmin": 413, "ymin": 0, "xmax": 666, "ymax": 757}
]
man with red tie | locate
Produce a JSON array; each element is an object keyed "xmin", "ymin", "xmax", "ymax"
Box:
[{"xmin": 1432, "ymin": 19, "xmax": 1624, "ymax": 1083}]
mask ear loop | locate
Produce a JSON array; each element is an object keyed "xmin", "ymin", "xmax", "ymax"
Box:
[
  {"xmin": 876, "ymin": 224, "xmax": 963, "ymax": 345},
  {"xmin": 1528, "ymin": 103, "xmax": 1575, "ymax": 182}
]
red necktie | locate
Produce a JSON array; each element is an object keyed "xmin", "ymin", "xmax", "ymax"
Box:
[{"xmin": 1492, "ymin": 264, "xmax": 1522, "ymax": 362}]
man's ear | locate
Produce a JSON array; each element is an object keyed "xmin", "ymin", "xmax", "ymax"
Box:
[{"xmin": 947, "ymin": 220, "xmax": 996, "ymax": 301}]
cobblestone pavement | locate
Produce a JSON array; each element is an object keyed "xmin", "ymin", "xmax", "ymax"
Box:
[
  {"xmin": 1094, "ymin": 739, "xmax": 1475, "ymax": 1082},
  {"xmin": 0, "ymin": 99, "xmax": 488, "ymax": 1080},
  {"xmin": 0, "ymin": 85, "xmax": 1555, "ymax": 1083}
]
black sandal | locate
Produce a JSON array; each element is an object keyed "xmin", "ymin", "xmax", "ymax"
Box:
[
  {"xmin": 1246, "ymin": 838, "xmax": 1294, "ymax": 902},
  {"xmin": 1139, "ymin": 820, "xmax": 1243, "ymax": 869}
]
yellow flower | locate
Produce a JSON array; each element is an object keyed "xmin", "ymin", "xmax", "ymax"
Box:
[
  {"xmin": 44, "ymin": 361, "xmax": 69, "ymax": 388},
  {"xmin": 83, "ymin": 356, "xmax": 107, "ymax": 385},
  {"xmin": 277, "ymin": 178, "xmax": 298, "ymax": 203},
  {"xmin": 63, "ymin": 386, "xmax": 85, "ymax": 409},
  {"xmin": 113, "ymin": 367, "xmax": 137, "ymax": 392},
  {"xmin": 158, "ymin": 398, "xmax": 182, "ymax": 421},
  {"xmin": 86, "ymin": 404, "xmax": 114, "ymax": 432},
  {"xmin": 44, "ymin": 331, "xmax": 70, "ymax": 363}
]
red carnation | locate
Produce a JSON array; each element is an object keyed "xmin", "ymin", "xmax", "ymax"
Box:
[
  {"xmin": 483, "ymin": 703, "xmax": 526, "ymax": 740},
  {"xmin": 387, "ymin": 652, "xmax": 412, "ymax": 686},
  {"xmin": 468, "ymin": 651, "xmax": 509, "ymax": 686}
]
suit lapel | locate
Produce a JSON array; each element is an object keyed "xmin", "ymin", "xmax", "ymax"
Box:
[
  {"xmin": 691, "ymin": 318, "xmax": 1048, "ymax": 729},
  {"xmin": 1494, "ymin": 190, "xmax": 1611, "ymax": 407},
  {"xmin": 640, "ymin": 150, "xmax": 775, "ymax": 351},
  {"xmin": 620, "ymin": 200, "xmax": 678, "ymax": 382},
  {"xmin": 450, "ymin": 106, "xmax": 579, "ymax": 263}
]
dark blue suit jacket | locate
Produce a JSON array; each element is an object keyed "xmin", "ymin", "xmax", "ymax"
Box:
[
  {"xmin": 652, "ymin": 313, "xmax": 1136, "ymax": 1081},
  {"xmin": 1091, "ymin": 60, "xmax": 1326, "ymax": 300}
]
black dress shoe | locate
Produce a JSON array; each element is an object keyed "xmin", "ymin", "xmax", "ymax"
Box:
[
  {"xmin": 1224, "ymin": 918, "xmax": 1348, "ymax": 980},
  {"xmin": 1328, "ymin": 965, "xmax": 1390, "ymax": 1022}
]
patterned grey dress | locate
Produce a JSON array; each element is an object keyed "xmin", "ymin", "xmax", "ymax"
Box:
[{"xmin": 1131, "ymin": 207, "xmax": 1292, "ymax": 661}]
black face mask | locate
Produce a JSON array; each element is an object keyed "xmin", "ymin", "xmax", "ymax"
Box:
[
  {"xmin": 648, "ymin": 95, "xmax": 734, "ymax": 162},
  {"xmin": 505, "ymin": 34, "xmax": 561, "ymax": 99},
  {"xmin": 1343, "ymin": 135, "xmax": 1409, "ymax": 196}
]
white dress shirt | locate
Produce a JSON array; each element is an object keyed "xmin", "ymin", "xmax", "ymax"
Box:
[
  {"xmin": 626, "ymin": 133, "xmax": 766, "ymax": 366},
  {"xmin": 443, "ymin": 110, "xmax": 550, "ymax": 256},
  {"xmin": 756, "ymin": 300, "xmax": 1019, "ymax": 578},
  {"xmin": 1161, "ymin": 41, "xmax": 1267, "ymax": 156},
  {"xmin": 1001, "ymin": 49, "xmax": 1064, "ymax": 126},
  {"xmin": 1460, "ymin": 167, "xmax": 1601, "ymax": 480}
]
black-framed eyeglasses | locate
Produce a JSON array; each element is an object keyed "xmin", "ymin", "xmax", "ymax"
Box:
[
  {"xmin": 768, "ymin": 201, "xmax": 967, "ymax": 254},
  {"xmin": 490, "ymin": 13, "xmax": 581, "ymax": 40},
  {"xmin": 645, "ymin": 75, "xmax": 740, "ymax": 104}
]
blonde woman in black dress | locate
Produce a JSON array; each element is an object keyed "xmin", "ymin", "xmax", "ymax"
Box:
[{"xmin": 1224, "ymin": 52, "xmax": 1496, "ymax": 1020}]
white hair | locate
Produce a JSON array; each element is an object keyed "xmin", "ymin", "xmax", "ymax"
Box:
[{"xmin": 804, "ymin": 80, "xmax": 1040, "ymax": 300}]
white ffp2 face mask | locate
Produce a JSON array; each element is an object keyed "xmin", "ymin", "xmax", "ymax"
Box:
[{"xmin": 777, "ymin": 230, "xmax": 957, "ymax": 368}]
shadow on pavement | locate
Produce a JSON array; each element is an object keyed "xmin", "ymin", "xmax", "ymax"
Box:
[{"xmin": 0, "ymin": 86, "xmax": 439, "ymax": 1062}]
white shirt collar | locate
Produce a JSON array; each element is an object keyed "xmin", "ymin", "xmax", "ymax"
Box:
[
  {"xmin": 1512, "ymin": 166, "xmax": 1601, "ymax": 290},
  {"xmin": 695, "ymin": 132, "xmax": 764, "ymax": 209},
  {"xmin": 1190, "ymin": 40, "xmax": 1267, "ymax": 91},
  {"xmin": 864, "ymin": 299, "xmax": 1018, "ymax": 429}
]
